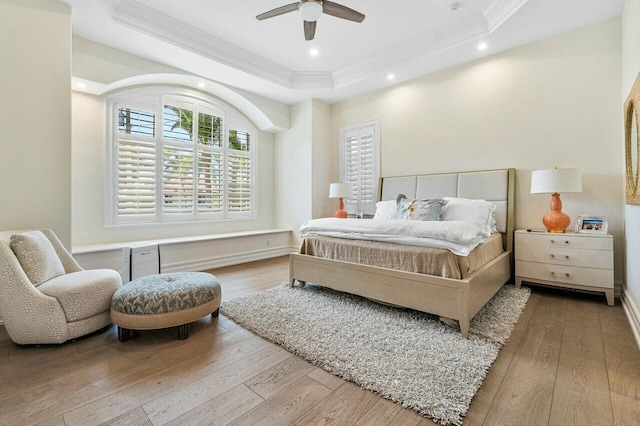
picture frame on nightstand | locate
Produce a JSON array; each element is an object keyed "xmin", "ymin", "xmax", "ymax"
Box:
[{"xmin": 576, "ymin": 215, "xmax": 608, "ymax": 234}]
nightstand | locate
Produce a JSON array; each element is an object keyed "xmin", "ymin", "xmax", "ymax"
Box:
[{"xmin": 515, "ymin": 230, "xmax": 614, "ymax": 305}]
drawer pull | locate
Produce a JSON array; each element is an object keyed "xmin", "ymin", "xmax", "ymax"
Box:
[
  {"xmin": 565, "ymin": 241, "xmax": 569, "ymax": 244},
  {"xmin": 565, "ymin": 255, "xmax": 569, "ymax": 259},
  {"xmin": 551, "ymin": 271, "xmax": 555, "ymax": 275},
  {"xmin": 550, "ymin": 254, "xmax": 555, "ymax": 258},
  {"xmin": 565, "ymin": 273, "xmax": 570, "ymax": 277}
]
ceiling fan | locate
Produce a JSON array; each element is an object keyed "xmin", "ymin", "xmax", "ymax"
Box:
[{"xmin": 256, "ymin": 0, "xmax": 365, "ymax": 41}]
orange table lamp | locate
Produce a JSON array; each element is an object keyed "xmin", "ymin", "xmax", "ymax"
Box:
[
  {"xmin": 531, "ymin": 168, "xmax": 582, "ymax": 233},
  {"xmin": 329, "ymin": 183, "xmax": 352, "ymax": 218}
]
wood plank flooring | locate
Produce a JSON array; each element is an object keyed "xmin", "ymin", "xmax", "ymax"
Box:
[{"xmin": 0, "ymin": 256, "xmax": 638, "ymax": 426}]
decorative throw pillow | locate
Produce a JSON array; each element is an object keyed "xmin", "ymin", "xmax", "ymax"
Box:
[
  {"xmin": 10, "ymin": 231, "xmax": 65, "ymax": 286},
  {"xmin": 396, "ymin": 194, "xmax": 447, "ymax": 221},
  {"xmin": 442, "ymin": 197, "xmax": 496, "ymax": 236},
  {"xmin": 373, "ymin": 200, "xmax": 398, "ymax": 220}
]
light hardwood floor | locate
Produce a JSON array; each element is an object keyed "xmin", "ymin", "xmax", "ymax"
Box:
[{"xmin": 0, "ymin": 256, "xmax": 638, "ymax": 426}]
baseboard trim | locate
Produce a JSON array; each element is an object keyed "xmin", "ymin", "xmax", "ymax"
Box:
[
  {"xmin": 161, "ymin": 246, "xmax": 296, "ymax": 273},
  {"xmin": 621, "ymin": 287, "xmax": 640, "ymax": 350}
]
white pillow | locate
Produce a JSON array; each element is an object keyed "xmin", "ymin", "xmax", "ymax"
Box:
[
  {"xmin": 442, "ymin": 197, "xmax": 496, "ymax": 236},
  {"xmin": 10, "ymin": 231, "xmax": 65, "ymax": 286},
  {"xmin": 373, "ymin": 200, "xmax": 397, "ymax": 220}
]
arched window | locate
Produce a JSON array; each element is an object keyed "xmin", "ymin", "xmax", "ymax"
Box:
[{"xmin": 106, "ymin": 88, "xmax": 256, "ymax": 224}]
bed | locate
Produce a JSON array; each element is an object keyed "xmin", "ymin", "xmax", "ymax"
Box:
[{"xmin": 289, "ymin": 168, "xmax": 515, "ymax": 338}]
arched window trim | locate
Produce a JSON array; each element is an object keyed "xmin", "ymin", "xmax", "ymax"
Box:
[{"xmin": 105, "ymin": 86, "xmax": 258, "ymax": 225}]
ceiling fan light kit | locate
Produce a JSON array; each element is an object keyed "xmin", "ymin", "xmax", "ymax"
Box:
[
  {"xmin": 256, "ymin": 0, "xmax": 365, "ymax": 41},
  {"xmin": 299, "ymin": 1, "xmax": 323, "ymax": 21}
]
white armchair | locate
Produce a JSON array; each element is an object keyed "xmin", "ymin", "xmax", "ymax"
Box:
[{"xmin": 0, "ymin": 229, "xmax": 121, "ymax": 344}]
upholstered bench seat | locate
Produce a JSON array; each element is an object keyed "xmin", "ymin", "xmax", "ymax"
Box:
[{"xmin": 110, "ymin": 272, "xmax": 221, "ymax": 341}]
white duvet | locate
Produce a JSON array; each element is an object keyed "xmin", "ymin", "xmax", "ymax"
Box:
[{"xmin": 299, "ymin": 218, "xmax": 490, "ymax": 256}]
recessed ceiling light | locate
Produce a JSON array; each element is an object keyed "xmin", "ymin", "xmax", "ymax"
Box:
[
  {"xmin": 477, "ymin": 42, "xmax": 488, "ymax": 51},
  {"xmin": 76, "ymin": 82, "xmax": 87, "ymax": 89},
  {"xmin": 197, "ymin": 82, "xmax": 205, "ymax": 88},
  {"xmin": 387, "ymin": 74, "xmax": 395, "ymax": 81},
  {"xmin": 309, "ymin": 48, "xmax": 319, "ymax": 57}
]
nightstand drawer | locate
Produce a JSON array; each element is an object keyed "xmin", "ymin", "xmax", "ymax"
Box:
[
  {"xmin": 515, "ymin": 232, "xmax": 612, "ymax": 250},
  {"xmin": 515, "ymin": 245, "xmax": 613, "ymax": 269},
  {"xmin": 516, "ymin": 261, "xmax": 614, "ymax": 289}
]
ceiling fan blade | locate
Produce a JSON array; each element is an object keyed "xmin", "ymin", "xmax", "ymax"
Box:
[
  {"xmin": 304, "ymin": 20, "xmax": 316, "ymax": 41},
  {"xmin": 322, "ymin": 1, "xmax": 365, "ymax": 23},
  {"xmin": 256, "ymin": 3, "xmax": 299, "ymax": 20}
]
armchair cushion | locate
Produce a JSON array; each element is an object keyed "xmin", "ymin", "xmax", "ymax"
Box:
[
  {"xmin": 38, "ymin": 269, "xmax": 122, "ymax": 322},
  {"xmin": 10, "ymin": 231, "xmax": 65, "ymax": 286}
]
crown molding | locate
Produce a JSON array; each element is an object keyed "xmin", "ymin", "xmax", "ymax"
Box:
[
  {"xmin": 482, "ymin": 0, "xmax": 529, "ymax": 33},
  {"xmin": 291, "ymin": 72, "xmax": 335, "ymax": 89},
  {"xmin": 91, "ymin": 0, "xmax": 526, "ymax": 92},
  {"xmin": 94, "ymin": 0, "xmax": 296, "ymax": 88},
  {"xmin": 333, "ymin": 12, "xmax": 489, "ymax": 89}
]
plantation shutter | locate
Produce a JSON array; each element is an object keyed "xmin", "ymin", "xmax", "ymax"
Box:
[
  {"xmin": 115, "ymin": 107, "xmax": 156, "ymax": 219},
  {"xmin": 197, "ymin": 150, "xmax": 224, "ymax": 213},
  {"xmin": 162, "ymin": 145, "xmax": 195, "ymax": 215},
  {"xmin": 341, "ymin": 121, "xmax": 378, "ymax": 215},
  {"xmin": 110, "ymin": 93, "xmax": 256, "ymax": 224},
  {"xmin": 162, "ymin": 104, "xmax": 195, "ymax": 217},
  {"xmin": 227, "ymin": 130, "xmax": 252, "ymax": 213},
  {"xmin": 196, "ymin": 110, "xmax": 224, "ymax": 215}
]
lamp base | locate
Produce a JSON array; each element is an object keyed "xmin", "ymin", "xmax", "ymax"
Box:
[
  {"xmin": 334, "ymin": 209, "xmax": 347, "ymax": 219},
  {"xmin": 542, "ymin": 193, "xmax": 571, "ymax": 233},
  {"xmin": 334, "ymin": 197, "xmax": 348, "ymax": 219}
]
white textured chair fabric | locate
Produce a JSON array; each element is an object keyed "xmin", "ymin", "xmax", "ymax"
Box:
[
  {"xmin": 10, "ymin": 230, "xmax": 66, "ymax": 286},
  {"xmin": 0, "ymin": 229, "xmax": 122, "ymax": 344},
  {"xmin": 39, "ymin": 270, "xmax": 122, "ymax": 322}
]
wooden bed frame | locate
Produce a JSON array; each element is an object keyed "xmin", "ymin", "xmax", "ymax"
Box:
[{"xmin": 290, "ymin": 168, "xmax": 515, "ymax": 338}]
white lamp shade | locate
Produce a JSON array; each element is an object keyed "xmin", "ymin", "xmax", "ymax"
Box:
[
  {"xmin": 531, "ymin": 168, "xmax": 582, "ymax": 194},
  {"xmin": 329, "ymin": 183, "xmax": 352, "ymax": 198},
  {"xmin": 299, "ymin": 1, "xmax": 323, "ymax": 21}
]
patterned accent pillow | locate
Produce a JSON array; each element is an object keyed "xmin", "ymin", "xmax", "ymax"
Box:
[
  {"xmin": 10, "ymin": 231, "xmax": 65, "ymax": 286},
  {"xmin": 396, "ymin": 194, "xmax": 448, "ymax": 221}
]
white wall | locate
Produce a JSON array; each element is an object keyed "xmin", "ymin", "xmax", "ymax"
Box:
[
  {"xmin": 0, "ymin": 0, "xmax": 72, "ymax": 247},
  {"xmin": 622, "ymin": 0, "xmax": 640, "ymax": 338},
  {"xmin": 311, "ymin": 99, "xmax": 334, "ymax": 219},
  {"xmin": 329, "ymin": 18, "xmax": 624, "ymax": 283},
  {"xmin": 275, "ymin": 100, "xmax": 313, "ymax": 246}
]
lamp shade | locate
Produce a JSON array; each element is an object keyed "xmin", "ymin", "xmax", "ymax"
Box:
[
  {"xmin": 329, "ymin": 183, "xmax": 352, "ymax": 198},
  {"xmin": 531, "ymin": 168, "xmax": 582, "ymax": 194}
]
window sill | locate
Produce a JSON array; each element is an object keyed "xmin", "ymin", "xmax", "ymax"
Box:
[
  {"xmin": 105, "ymin": 216, "xmax": 257, "ymax": 228},
  {"xmin": 72, "ymin": 228, "xmax": 292, "ymax": 255}
]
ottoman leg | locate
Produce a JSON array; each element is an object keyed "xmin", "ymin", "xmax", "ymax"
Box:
[
  {"xmin": 118, "ymin": 327, "xmax": 132, "ymax": 342},
  {"xmin": 178, "ymin": 323, "xmax": 191, "ymax": 340},
  {"xmin": 211, "ymin": 308, "xmax": 219, "ymax": 318}
]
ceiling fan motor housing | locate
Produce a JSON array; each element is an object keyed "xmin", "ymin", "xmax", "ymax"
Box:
[{"xmin": 299, "ymin": 1, "xmax": 324, "ymax": 22}]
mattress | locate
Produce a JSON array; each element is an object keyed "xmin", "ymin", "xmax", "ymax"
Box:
[{"xmin": 299, "ymin": 232, "xmax": 504, "ymax": 279}]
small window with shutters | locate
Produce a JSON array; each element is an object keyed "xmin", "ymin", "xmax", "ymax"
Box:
[
  {"xmin": 339, "ymin": 120, "xmax": 380, "ymax": 216},
  {"xmin": 108, "ymin": 89, "xmax": 256, "ymax": 224}
]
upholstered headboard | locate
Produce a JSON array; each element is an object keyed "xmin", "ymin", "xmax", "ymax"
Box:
[{"xmin": 380, "ymin": 168, "xmax": 515, "ymax": 253}]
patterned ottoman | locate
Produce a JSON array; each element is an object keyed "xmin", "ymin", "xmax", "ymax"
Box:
[{"xmin": 110, "ymin": 272, "xmax": 221, "ymax": 341}]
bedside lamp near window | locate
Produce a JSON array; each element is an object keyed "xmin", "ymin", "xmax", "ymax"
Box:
[
  {"xmin": 531, "ymin": 168, "xmax": 582, "ymax": 233},
  {"xmin": 329, "ymin": 183, "xmax": 352, "ymax": 219}
]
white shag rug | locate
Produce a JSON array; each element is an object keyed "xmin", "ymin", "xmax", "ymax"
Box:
[{"xmin": 221, "ymin": 284, "xmax": 530, "ymax": 426}]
